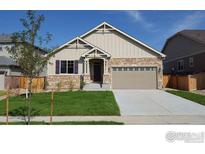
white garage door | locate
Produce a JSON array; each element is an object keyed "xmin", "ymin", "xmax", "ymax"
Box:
[
  {"xmin": 0, "ymin": 74, "xmax": 5, "ymax": 90},
  {"xmin": 112, "ymin": 67, "xmax": 157, "ymax": 89}
]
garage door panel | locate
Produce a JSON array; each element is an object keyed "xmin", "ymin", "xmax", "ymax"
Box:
[{"xmin": 112, "ymin": 67, "xmax": 157, "ymax": 89}]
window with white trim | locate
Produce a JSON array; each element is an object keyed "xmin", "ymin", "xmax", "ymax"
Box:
[
  {"xmin": 177, "ymin": 60, "xmax": 184, "ymax": 71},
  {"xmin": 189, "ymin": 57, "xmax": 194, "ymax": 67},
  {"xmin": 60, "ymin": 60, "xmax": 75, "ymax": 74}
]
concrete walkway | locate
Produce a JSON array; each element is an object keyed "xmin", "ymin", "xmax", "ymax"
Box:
[
  {"xmin": 113, "ymin": 90, "xmax": 205, "ymax": 116},
  {"xmin": 1, "ymin": 116, "xmax": 205, "ymax": 124}
]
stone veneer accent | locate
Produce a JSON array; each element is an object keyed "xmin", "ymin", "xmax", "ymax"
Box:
[
  {"xmin": 83, "ymin": 75, "xmax": 92, "ymax": 83},
  {"xmin": 108, "ymin": 58, "xmax": 163, "ymax": 89},
  {"xmin": 103, "ymin": 74, "xmax": 111, "ymax": 84},
  {"xmin": 46, "ymin": 75, "xmax": 80, "ymax": 91},
  {"xmin": 47, "ymin": 58, "xmax": 163, "ymax": 90}
]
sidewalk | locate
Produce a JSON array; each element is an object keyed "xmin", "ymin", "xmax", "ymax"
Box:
[{"xmin": 1, "ymin": 115, "xmax": 205, "ymax": 124}]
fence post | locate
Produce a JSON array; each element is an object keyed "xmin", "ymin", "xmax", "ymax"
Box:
[
  {"xmin": 6, "ymin": 90, "xmax": 9, "ymax": 125},
  {"xmin": 50, "ymin": 89, "xmax": 54, "ymax": 124}
]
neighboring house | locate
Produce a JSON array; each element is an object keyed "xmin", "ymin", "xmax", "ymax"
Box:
[
  {"xmin": 47, "ymin": 22, "xmax": 165, "ymax": 90},
  {"xmin": 162, "ymin": 30, "xmax": 205, "ymax": 75},
  {"xmin": 0, "ymin": 34, "xmax": 46, "ymax": 90},
  {"xmin": 0, "ymin": 34, "xmax": 21, "ymax": 76}
]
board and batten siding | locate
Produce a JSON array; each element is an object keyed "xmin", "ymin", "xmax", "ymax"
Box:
[
  {"xmin": 47, "ymin": 48, "xmax": 88, "ymax": 75},
  {"xmin": 82, "ymin": 30, "xmax": 157, "ymax": 58}
]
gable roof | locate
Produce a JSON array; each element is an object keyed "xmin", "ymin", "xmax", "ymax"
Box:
[
  {"xmin": 81, "ymin": 22, "xmax": 165, "ymax": 57},
  {"xmin": 49, "ymin": 22, "xmax": 165, "ymax": 58},
  {"xmin": 0, "ymin": 34, "xmax": 46, "ymax": 54},
  {"xmin": 0, "ymin": 56, "xmax": 18, "ymax": 66},
  {"xmin": 48, "ymin": 37, "xmax": 94, "ymax": 57},
  {"xmin": 0, "ymin": 34, "xmax": 13, "ymax": 43},
  {"xmin": 81, "ymin": 47, "xmax": 111, "ymax": 58},
  {"xmin": 162, "ymin": 30, "xmax": 205, "ymax": 53}
]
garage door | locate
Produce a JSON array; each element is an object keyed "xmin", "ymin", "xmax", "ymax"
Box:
[{"xmin": 112, "ymin": 67, "xmax": 157, "ymax": 89}]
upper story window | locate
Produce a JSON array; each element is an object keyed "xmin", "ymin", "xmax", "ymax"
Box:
[
  {"xmin": 189, "ymin": 57, "xmax": 194, "ymax": 67},
  {"xmin": 177, "ymin": 60, "xmax": 184, "ymax": 71}
]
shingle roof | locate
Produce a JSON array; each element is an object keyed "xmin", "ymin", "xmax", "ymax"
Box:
[
  {"xmin": 0, "ymin": 34, "xmax": 46, "ymax": 54},
  {"xmin": 0, "ymin": 34, "xmax": 13, "ymax": 43},
  {"xmin": 162, "ymin": 30, "xmax": 205, "ymax": 53},
  {"xmin": 0, "ymin": 56, "xmax": 18, "ymax": 66},
  {"xmin": 179, "ymin": 30, "xmax": 205, "ymax": 45}
]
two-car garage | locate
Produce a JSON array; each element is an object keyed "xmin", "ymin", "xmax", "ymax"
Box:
[{"xmin": 111, "ymin": 67, "xmax": 157, "ymax": 89}]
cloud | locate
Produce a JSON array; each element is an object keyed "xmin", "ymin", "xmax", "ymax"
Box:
[
  {"xmin": 155, "ymin": 11, "xmax": 205, "ymax": 50},
  {"xmin": 170, "ymin": 11, "xmax": 205, "ymax": 34},
  {"xmin": 126, "ymin": 11, "xmax": 154, "ymax": 29}
]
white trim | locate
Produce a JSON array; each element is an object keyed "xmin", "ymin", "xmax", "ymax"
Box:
[
  {"xmin": 177, "ymin": 59, "xmax": 184, "ymax": 72},
  {"xmin": 81, "ymin": 47, "xmax": 111, "ymax": 57},
  {"xmin": 80, "ymin": 22, "xmax": 166, "ymax": 58},
  {"xmin": 189, "ymin": 57, "xmax": 194, "ymax": 67},
  {"xmin": 49, "ymin": 37, "xmax": 94, "ymax": 55}
]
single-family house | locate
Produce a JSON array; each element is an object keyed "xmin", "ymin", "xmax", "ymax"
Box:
[
  {"xmin": 162, "ymin": 30, "xmax": 205, "ymax": 75},
  {"xmin": 47, "ymin": 22, "xmax": 165, "ymax": 90}
]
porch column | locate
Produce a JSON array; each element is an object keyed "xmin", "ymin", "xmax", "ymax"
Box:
[
  {"xmin": 103, "ymin": 58, "xmax": 107, "ymax": 74},
  {"xmin": 84, "ymin": 59, "xmax": 87, "ymax": 74},
  {"xmin": 87, "ymin": 59, "xmax": 90, "ymax": 75}
]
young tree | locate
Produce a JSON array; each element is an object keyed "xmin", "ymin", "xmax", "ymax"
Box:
[{"xmin": 7, "ymin": 10, "xmax": 52, "ymax": 124}]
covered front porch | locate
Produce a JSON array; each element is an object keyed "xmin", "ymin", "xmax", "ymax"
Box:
[{"xmin": 81, "ymin": 47, "xmax": 111, "ymax": 84}]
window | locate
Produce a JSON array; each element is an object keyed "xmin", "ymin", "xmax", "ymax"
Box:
[
  {"xmin": 67, "ymin": 61, "xmax": 74, "ymax": 73},
  {"xmin": 60, "ymin": 61, "xmax": 67, "ymax": 73},
  {"xmin": 0, "ymin": 45, "xmax": 2, "ymax": 52},
  {"xmin": 189, "ymin": 57, "xmax": 194, "ymax": 67},
  {"xmin": 60, "ymin": 60, "xmax": 76, "ymax": 74},
  {"xmin": 177, "ymin": 60, "xmax": 184, "ymax": 71}
]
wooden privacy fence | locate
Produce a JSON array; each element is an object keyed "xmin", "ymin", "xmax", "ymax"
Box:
[
  {"xmin": 5, "ymin": 76, "xmax": 45, "ymax": 92},
  {"xmin": 163, "ymin": 72, "xmax": 205, "ymax": 91}
]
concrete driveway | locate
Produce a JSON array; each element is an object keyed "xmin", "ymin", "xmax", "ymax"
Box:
[{"xmin": 113, "ymin": 90, "xmax": 205, "ymax": 116}]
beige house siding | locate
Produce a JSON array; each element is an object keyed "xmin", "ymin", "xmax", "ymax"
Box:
[
  {"xmin": 47, "ymin": 48, "xmax": 88, "ymax": 75},
  {"xmin": 46, "ymin": 23, "xmax": 164, "ymax": 90},
  {"xmin": 83, "ymin": 29, "xmax": 157, "ymax": 58}
]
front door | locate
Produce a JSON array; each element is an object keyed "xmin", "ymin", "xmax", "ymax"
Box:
[{"xmin": 94, "ymin": 63, "xmax": 102, "ymax": 82}]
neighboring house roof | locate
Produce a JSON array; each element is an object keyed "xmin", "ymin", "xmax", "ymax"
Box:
[
  {"xmin": 162, "ymin": 30, "xmax": 205, "ymax": 53},
  {"xmin": 0, "ymin": 34, "xmax": 46, "ymax": 54},
  {"xmin": 49, "ymin": 22, "xmax": 166, "ymax": 58},
  {"xmin": 0, "ymin": 34, "xmax": 13, "ymax": 43},
  {"xmin": 0, "ymin": 56, "xmax": 18, "ymax": 66}
]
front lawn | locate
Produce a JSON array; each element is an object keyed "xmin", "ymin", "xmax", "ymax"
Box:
[
  {"xmin": 166, "ymin": 90, "xmax": 205, "ymax": 106},
  {"xmin": 0, "ymin": 91, "xmax": 120, "ymax": 116},
  {"xmin": 0, "ymin": 90, "xmax": 6, "ymax": 97},
  {"xmin": 0, "ymin": 121, "xmax": 123, "ymax": 125}
]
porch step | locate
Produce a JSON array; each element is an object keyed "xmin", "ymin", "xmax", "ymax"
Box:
[{"xmin": 83, "ymin": 83, "xmax": 111, "ymax": 91}]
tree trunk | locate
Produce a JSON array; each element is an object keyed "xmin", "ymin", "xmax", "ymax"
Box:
[{"xmin": 27, "ymin": 77, "xmax": 32, "ymax": 125}]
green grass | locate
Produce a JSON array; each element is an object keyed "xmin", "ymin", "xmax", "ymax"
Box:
[
  {"xmin": 0, "ymin": 121, "xmax": 123, "ymax": 125},
  {"xmin": 0, "ymin": 91, "xmax": 120, "ymax": 116},
  {"xmin": 166, "ymin": 90, "xmax": 205, "ymax": 106},
  {"xmin": 0, "ymin": 90, "xmax": 6, "ymax": 97}
]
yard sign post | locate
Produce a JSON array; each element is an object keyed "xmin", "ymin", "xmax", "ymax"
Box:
[
  {"xmin": 50, "ymin": 89, "xmax": 54, "ymax": 124},
  {"xmin": 6, "ymin": 90, "xmax": 9, "ymax": 125}
]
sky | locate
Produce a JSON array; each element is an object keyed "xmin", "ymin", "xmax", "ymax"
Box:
[{"xmin": 0, "ymin": 10, "xmax": 205, "ymax": 51}]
